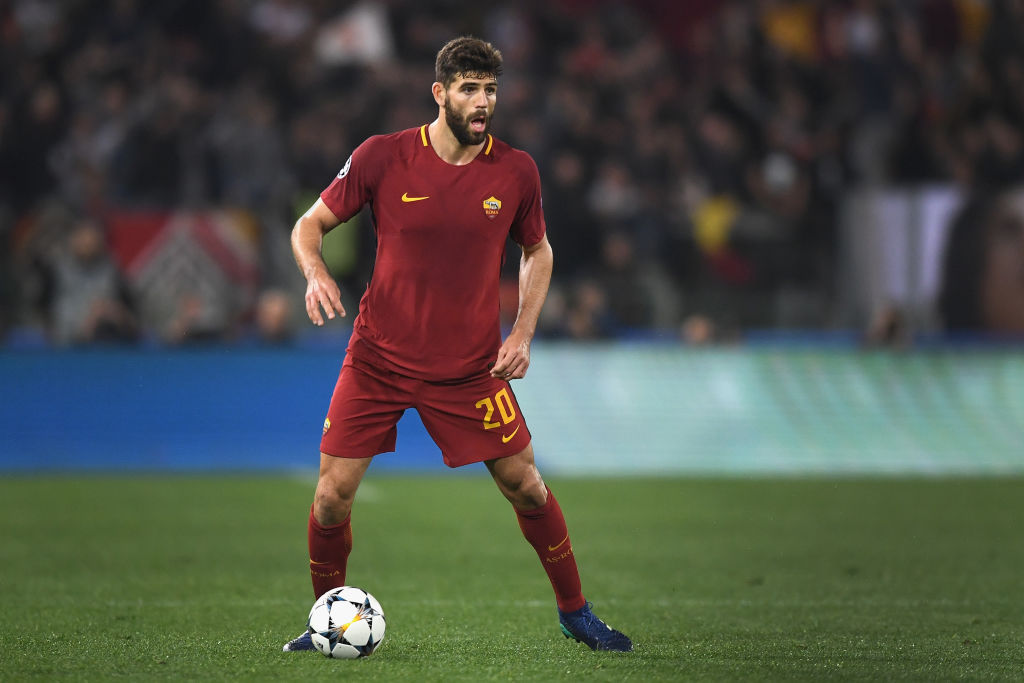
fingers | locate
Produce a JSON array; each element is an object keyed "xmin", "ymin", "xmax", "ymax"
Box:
[
  {"xmin": 504, "ymin": 357, "xmax": 528, "ymax": 379},
  {"xmin": 316, "ymin": 288, "xmax": 345, "ymax": 322},
  {"xmin": 490, "ymin": 348, "xmax": 529, "ymax": 379},
  {"xmin": 305, "ymin": 291, "xmax": 323, "ymax": 326},
  {"xmin": 490, "ymin": 347, "xmax": 511, "ymax": 377},
  {"xmin": 324, "ymin": 284, "xmax": 346, "ymax": 319},
  {"xmin": 305, "ymin": 278, "xmax": 346, "ymax": 326}
]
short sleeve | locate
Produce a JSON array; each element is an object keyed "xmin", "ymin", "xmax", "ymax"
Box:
[
  {"xmin": 509, "ymin": 154, "xmax": 547, "ymax": 247},
  {"xmin": 319, "ymin": 137, "xmax": 386, "ymax": 223}
]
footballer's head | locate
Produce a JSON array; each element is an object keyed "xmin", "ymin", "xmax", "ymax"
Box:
[
  {"xmin": 435, "ymin": 36, "xmax": 503, "ymax": 88},
  {"xmin": 433, "ymin": 37, "xmax": 503, "ymax": 147}
]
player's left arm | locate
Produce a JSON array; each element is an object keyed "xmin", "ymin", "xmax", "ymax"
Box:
[{"xmin": 491, "ymin": 235, "xmax": 553, "ymax": 380}]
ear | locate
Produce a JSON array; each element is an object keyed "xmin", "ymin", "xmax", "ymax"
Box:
[{"xmin": 431, "ymin": 81, "xmax": 446, "ymax": 107}]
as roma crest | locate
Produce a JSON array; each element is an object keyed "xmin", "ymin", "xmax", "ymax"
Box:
[{"xmin": 482, "ymin": 196, "xmax": 502, "ymax": 220}]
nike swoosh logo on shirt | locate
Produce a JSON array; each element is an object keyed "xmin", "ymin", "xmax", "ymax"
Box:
[
  {"xmin": 401, "ymin": 193, "xmax": 430, "ymax": 202},
  {"xmin": 501, "ymin": 425, "xmax": 521, "ymax": 443}
]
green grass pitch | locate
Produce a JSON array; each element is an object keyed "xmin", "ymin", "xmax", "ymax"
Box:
[{"xmin": 1, "ymin": 474, "xmax": 1022, "ymax": 681}]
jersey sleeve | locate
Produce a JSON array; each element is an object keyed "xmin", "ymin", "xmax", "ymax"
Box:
[
  {"xmin": 509, "ymin": 153, "xmax": 547, "ymax": 247},
  {"xmin": 319, "ymin": 137, "xmax": 387, "ymax": 222}
]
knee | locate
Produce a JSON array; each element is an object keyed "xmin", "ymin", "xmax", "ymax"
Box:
[
  {"xmin": 503, "ymin": 466, "xmax": 548, "ymax": 511},
  {"xmin": 313, "ymin": 476, "xmax": 356, "ymax": 525}
]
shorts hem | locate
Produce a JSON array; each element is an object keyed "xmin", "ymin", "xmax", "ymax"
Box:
[
  {"xmin": 442, "ymin": 437, "xmax": 532, "ymax": 468},
  {"xmin": 320, "ymin": 446, "xmax": 393, "ymax": 460}
]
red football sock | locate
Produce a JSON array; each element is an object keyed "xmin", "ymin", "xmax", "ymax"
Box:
[
  {"xmin": 308, "ymin": 505, "xmax": 352, "ymax": 599},
  {"xmin": 515, "ymin": 488, "xmax": 587, "ymax": 612}
]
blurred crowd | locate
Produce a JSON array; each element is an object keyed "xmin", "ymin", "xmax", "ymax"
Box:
[{"xmin": 1, "ymin": 0, "xmax": 1022, "ymax": 347}]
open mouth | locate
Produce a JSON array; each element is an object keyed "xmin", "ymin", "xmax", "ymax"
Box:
[{"xmin": 469, "ymin": 115, "xmax": 486, "ymax": 133}]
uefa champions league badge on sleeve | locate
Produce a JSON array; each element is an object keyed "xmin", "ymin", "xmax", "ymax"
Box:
[{"xmin": 337, "ymin": 155, "xmax": 352, "ymax": 179}]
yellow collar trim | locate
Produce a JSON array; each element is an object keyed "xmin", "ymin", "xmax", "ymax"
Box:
[{"xmin": 421, "ymin": 125, "xmax": 492, "ymax": 155}]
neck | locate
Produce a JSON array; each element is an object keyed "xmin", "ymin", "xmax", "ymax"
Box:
[{"xmin": 428, "ymin": 118, "xmax": 485, "ymax": 166}]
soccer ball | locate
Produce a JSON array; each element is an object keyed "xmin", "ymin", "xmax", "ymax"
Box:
[{"xmin": 307, "ymin": 586, "xmax": 386, "ymax": 659}]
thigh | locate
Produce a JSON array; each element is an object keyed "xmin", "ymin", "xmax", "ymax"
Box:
[
  {"xmin": 416, "ymin": 375, "xmax": 532, "ymax": 468},
  {"xmin": 320, "ymin": 357, "xmax": 413, "ymax": 459},
  {"xmin": 318, "ymin": 450, "xmax": 374, "ymax": 492}
]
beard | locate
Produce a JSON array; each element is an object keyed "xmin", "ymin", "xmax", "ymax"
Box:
[{"xmin": 445, "ymin": 99, "xmax": 491, "ymax": 146}]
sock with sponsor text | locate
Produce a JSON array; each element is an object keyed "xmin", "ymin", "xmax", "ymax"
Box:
[
  {"xmin": 515, "ymin": 487, "xmax": 587, "ymax": 612},
  {"xmin": 308, "ymin": 505, "xmax": 352, "ymax": 599}
]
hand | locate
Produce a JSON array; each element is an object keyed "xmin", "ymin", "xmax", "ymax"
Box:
[
  {"xmin": 490, "ymin": 330, "xmax": 531, "ymax": 380},
  {"xmin": 303, "ymin": 269, "xmax": 346, "ymax": 326}
]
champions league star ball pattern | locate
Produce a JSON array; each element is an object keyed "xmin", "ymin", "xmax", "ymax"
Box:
[{"xmin": 307, "ymin": 586, "xmax": 386, "ymax": 659}]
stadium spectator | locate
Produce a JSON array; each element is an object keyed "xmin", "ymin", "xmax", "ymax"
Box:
[
  {"xmin": 252, "ymin": 287, "xmax": 297, "ymax": 345},
  {"xmin": 588, "ymin": 231, "xmax": 679, "ymax": 330},
  {"xmin": 5, "ymin": 81, "xmax": 65, "ymax": 215},
  {"xmin": 564, "ymin": 278, "xmax": 618, "ymax": 340},
  {"xmin": 938, "ymin": 185, "xmax": 1024, "ymax": 335},
  {"xmin": 162, "ymin": 290, "xmax": 235, "ymax": 346},
  {"xmin": 47, "ymin": 218, "xmax": 138, "ymax": 346}
]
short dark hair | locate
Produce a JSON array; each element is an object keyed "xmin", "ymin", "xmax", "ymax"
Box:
[{"xmin": 435, "ymin": 36, "xmax": 503, "ymax": 88}]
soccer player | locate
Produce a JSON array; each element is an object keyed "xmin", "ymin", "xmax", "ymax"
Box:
[{"xmin": 283, "ymin": 36, "xmax": 632, "ymax": 653}]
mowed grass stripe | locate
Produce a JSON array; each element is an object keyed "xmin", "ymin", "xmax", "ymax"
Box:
[
  {"xmin": 1, "ymin": 475, "xmax": 1022, "ymax": 681},
  {"xmin": 78, "ymin": 597, "xmax": 1023, "ymax": 610}
]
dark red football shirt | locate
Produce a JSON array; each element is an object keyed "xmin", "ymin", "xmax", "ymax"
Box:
[{"xmin": 320, "ymin": 125, "xmax": 547, "ymax": 382}]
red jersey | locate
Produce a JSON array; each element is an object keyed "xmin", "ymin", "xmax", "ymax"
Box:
[{"xmin": 320, "ymin": 125, "xmax": 547, "ymax": 382}]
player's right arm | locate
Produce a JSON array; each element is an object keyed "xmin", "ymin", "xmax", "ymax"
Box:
[
  {"xmin": 292, "ymin": 198, "xmax": 346, "ymax": 326},
  {"xmin": 295, "ymin": 135, "xmax": 387, "ymax": 325}
]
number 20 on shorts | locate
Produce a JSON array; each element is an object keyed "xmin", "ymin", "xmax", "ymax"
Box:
[{"xmin": 475, "ymin": 388, "xmax": 516, "ymax": 430}]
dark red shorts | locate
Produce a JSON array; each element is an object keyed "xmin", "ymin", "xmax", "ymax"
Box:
[{"xmin": 320, "ymin": 356, "xmax": 532, "ymax": 467}]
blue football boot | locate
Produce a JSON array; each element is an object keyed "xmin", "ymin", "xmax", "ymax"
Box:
[
  {"xmin": 282, "ymin": 630, "xmax": 315, "ymax": 652},
  {"xmin": 558, "ymin": 602, "xmax": 633, "ymax": 652}
]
